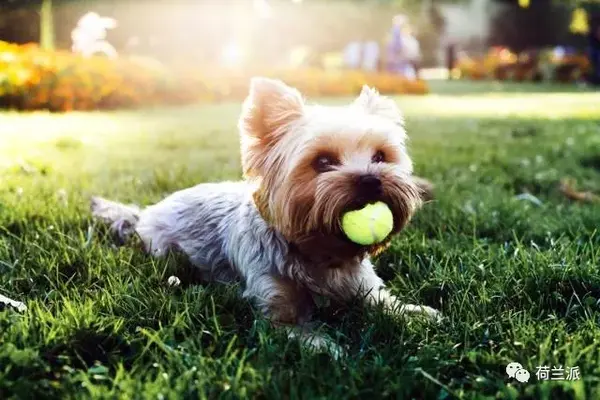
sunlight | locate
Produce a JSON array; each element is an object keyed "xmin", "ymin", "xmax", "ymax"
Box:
[{"xmin": 220, "ymin": 41, "xmax": 245, "ymax": 67}]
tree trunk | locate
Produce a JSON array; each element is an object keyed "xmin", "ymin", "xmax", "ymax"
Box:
[{"xmin": 40, "ymin": 0, "xmax": 55, "ymax": 51}]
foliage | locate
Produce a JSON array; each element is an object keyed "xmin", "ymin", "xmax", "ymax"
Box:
[
  {"xmin": 490, "ymin": 0, "xmax": 600, "ymax": 51},
  {"xmin": 0, "ymin": 41, "xmax": 428, "ymax": 112},
  {"xmin": 454, "ymin": 47, "xmax": 590, "ymax": 82},
  {"xmin": 0, "ymin": 41, "xmax": 191, "ymax": 111}
]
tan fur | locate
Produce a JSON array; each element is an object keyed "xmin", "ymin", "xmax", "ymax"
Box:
[
  {"xmin": 239, "ymin": 80, "xmax": 422, "ymax": 273},
  {"xmin": 93, "ymin": 78, "xmax": 440, "ymax": 358},
  {"xmin": 236, "ymin": 79, "xmax": 438, "ymax": 317},
  {"xmin": 264, "ymin": 277, "xmax": 314, "ymax": 325},
  {"xmin": 239, "ymin": 78, "xmax": 305, "ymax": 179}
]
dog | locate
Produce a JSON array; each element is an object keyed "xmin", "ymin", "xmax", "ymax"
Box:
[{"xmin": 91, "ymin": 78, "xmax": 440, "ymax": 354}]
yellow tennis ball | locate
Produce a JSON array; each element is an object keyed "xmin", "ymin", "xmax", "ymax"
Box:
[{"xmin": 341, "ymin": 201, "xmax": 394, "ymax": 245}]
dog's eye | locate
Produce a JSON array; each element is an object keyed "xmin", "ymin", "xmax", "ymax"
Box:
[
  {"xmin": 313, "ymin": 154, "xmax": 338, "ymax": 173},
  {"xmin": 372, "ymin": 150, "xmax": 386, "ymax": 163}
]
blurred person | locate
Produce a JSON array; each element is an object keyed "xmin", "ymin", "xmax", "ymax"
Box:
[
  {"xmin": 386, "ymin": 15, "xmax": 421, "ymax": 80},
  {"xmin": 401, "ymin": 24, "xmax": 422, "ymax": 80},
  {"xmin": 362, "ymin": 41, "xmax": 380, "ymax": 72},
  {"xmin": 344, "ymin": 41, "xmax": 362, "ymax": 69},
  {"xmin": 71, "ymin": 12, "xmax": 117, "ymax": 59},
  {"xmin": 446, "ymin": 41, "xmax": 456, "ymax": 80},
  {"xmin": 386, "ymin": 15, "xmax": 406, "ymax": 73}
]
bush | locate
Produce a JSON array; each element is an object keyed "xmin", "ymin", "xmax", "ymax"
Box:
[
  {"xmin": 453, "ymin": 46, "xmax": 590, "ymax": 83},
  {"xmin": 0, "ymin": 41, "xmax": 428, "ymax": 112},
  {"xmin": 0, "ymin": 41, "xmax": 195, "ymax": 111}
]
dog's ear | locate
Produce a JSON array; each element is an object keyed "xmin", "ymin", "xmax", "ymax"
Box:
[
  {"xmin": 239, "ymin": 77, "xmax": 304, "ymax": 177},
  {"xmin": 239, "ymin": 77, "xmax": 304, "ymax": 141},
  {"xmin": 352, "ymin": 85, "xmax": 404, "ymax": 126}
]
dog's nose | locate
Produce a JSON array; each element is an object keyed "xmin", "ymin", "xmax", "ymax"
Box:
[{"xmin": 358, "ymin": 174, "xmax": 382, "ymax": 194}]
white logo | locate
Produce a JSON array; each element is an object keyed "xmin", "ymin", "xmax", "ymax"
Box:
[
  {"xmin": 506, "ymin": 362, "xmax": 530, "ymax": 383},
  {"xmin": 515, "ymin": 368, "xmax": 531, "ymax": 383},
  {"xmin": 506, "ymin": 362, "xmax": 522, "ymax": 378}
]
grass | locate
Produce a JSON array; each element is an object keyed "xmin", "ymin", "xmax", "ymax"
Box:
[{"xmin": 1, "ymin": 80, "xmax": 600, "ymax": 399}]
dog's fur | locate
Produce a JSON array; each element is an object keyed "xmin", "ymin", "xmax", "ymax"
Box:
[{"xmin": 91, "ymin": 78, "xmax": 439, "ymax": 351}]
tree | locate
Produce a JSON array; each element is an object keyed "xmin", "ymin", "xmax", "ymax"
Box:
[{"xmin": 39, "ymin": 0, "xmax": 54, "ymax": 50}]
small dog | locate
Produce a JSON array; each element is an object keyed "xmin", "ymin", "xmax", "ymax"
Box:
[{"xmin": 91, "ymin": 78, "xmax": 439, "ymax": 352}]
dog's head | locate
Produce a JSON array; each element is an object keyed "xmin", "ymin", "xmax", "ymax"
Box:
[{"xmin": 239, "ymin": 78, "xmax": 421, "ymax": 260}]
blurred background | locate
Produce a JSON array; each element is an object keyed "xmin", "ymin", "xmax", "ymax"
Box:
[{"xmin": 0, "ymin": 0, "xmax": 599, "ymax": 111}]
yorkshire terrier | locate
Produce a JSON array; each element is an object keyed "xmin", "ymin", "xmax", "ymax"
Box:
[{"xmin": 91, "ymin": 78, "xmax": 440, "ymax": 354}]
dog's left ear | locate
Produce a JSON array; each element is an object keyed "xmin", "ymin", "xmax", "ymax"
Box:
[{"xmin": 352, "ymin": 85, "xmax": 404, "ymax": 126}]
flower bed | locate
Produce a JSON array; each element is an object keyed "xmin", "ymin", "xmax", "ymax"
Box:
[
  {"xmin": 0, "ymin": 42, "xmax": 428, "ymax": 112},
  {"xmin": 454, "ymin": 47, "xmax": 590, "ymax": 83}
]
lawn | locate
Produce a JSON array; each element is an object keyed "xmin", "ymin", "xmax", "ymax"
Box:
[{"xmin": 1, "ymin": 81, "xmax": 600, "ymax": 399}]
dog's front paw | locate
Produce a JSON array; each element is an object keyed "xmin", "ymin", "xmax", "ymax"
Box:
[
  {"xmin": 398, "ymin": 304, "xmax": 442, "ymax": 322},
  {"xmin": 286, "ymin": 326, "xmax": 346, "ymax": 360},
  {"xmin": 301, "ymin": 333, "xmax": 346, "ymax": 360},
  {"xmin": 373, "ymin": 291, "xmax": 442, "ymax": 322}
]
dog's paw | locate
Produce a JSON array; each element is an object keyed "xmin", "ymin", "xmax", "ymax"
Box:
[
  {"xmin": 287, "ymin": 327, "xmax": 346, "ymax": 360},
  {"xmin": 398, "ymin": 304, "xmax": 442, "ymax": 323},
  {"xmin": 374, "ymin": 292, "xmax": 441, "ymax": 323},
  {"xmin": 301, "ymin": 333, "xmax": 346, "ymax": 360}
]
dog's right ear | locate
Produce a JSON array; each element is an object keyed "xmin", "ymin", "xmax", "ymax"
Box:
[
  {"xmin": 353, "ymin": 85, "xmax": 404, "ymax": 127},
  {"xmin": 239, "ymin": 77, "xmax": 305, "ymax": 177}
]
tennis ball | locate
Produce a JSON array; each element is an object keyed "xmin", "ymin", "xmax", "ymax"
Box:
[{"xmin": 341, "ymin": 201, "xmax": 394, "ymax": 245}]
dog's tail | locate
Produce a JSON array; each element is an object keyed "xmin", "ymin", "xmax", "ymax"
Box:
[{"xmin": 90, "ymin": 196, "xmax": 141, "ymax": 244}]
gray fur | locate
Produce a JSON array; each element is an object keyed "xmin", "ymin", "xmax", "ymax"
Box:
[
  {"xmin": 91, "ymin": 181, "xmax": 439, "ymax": 327},
  {"xmin": 91, "ymin": 77, "xmax": 442, "ymax": 355}
]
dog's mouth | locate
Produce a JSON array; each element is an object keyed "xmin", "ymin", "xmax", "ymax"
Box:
[
  {"xmin": 291, "ymin": 178, "xmax": 418, "ymax": 260},
  {"xmin": 343, "ymin": 192, "xmax": 383, "ymax": 213},
  {"xmin": 337, "ymin": 196, "xmax": 398, "ymax": 245},
  {"xmin": 291, "ymin": 195, "xmax": 398, "ymax": 265}
]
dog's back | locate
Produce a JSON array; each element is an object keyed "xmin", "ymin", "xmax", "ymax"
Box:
[{"xmin": 92, "ymin": 180, "xmax": 290, "ymax": 284}]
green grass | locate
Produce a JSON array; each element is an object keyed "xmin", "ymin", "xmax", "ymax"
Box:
[{"xmin": 1, "ymin": 81, "xmax": 600, "ymax": 399}]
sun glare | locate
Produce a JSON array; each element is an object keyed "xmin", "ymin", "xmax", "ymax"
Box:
[{"xmin": 221, "ymin": 42, "xmax": 245, "ymax": 67}]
